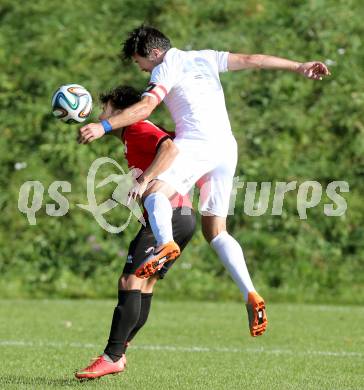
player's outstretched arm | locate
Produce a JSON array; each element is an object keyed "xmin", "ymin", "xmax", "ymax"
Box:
[
  {"xmin": 227, "ymin": 53, "xmax": 330, "ymax": 80},
  {"xmin": 78, "ymin": 96, "xmax": 159, "ymax": 144}
]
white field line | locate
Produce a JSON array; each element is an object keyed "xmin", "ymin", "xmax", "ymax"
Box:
[{"xmin": 0, "ymin": 340, "xmax": 362, "ymax": 358}]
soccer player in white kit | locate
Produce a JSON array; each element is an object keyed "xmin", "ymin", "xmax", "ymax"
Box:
[{"xmin": 79, "ymin": 25, "xmax": 330, "ymax": 337}]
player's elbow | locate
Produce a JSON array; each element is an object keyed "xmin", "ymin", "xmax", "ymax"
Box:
[
  {"xmin": 135, "ymin": 104, "xmax": 152, "ymax": 120},
  {"xmin": 228, "ymin": 53, "xmax": 248, "ymax": 71},
  {"xmin": 161, "ymin": 139, "xmax": 179, "ymax": 158},
  {"xmin": 142, "ymin": 103, "xmax": 155, "ymax": 119},
  {"xmin": 138, "ymin": 96, "xmax": 158, "ymax": 120},
  {"xmin": 228, "ymin": 53, "xmax": 263, "ymax": 71}
]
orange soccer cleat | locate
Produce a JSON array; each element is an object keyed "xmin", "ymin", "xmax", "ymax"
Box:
[
  {"xmin": 75, "ymin": 355, "xmax": 125, "ymax": 380},
  {"xmin": 135, "ymin": 241, "xmax": 180, "ymax": 279},
  {"xmin": 246, "ymin": 291, "xmax": 268, "ymax": 337}
]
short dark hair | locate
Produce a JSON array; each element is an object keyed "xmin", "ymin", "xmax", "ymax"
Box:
[
  {"xmin": 99, "ymin": 85, "xmax": 141, "ymax": 110},
  {"xmin": 122, "ymin": 25, "xmax": 171, "ymax": 60}
]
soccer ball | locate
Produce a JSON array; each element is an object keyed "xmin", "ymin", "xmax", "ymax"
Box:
[{"xmin": 51, "ymin": 84, "xmax": 92, "ymax": 123}]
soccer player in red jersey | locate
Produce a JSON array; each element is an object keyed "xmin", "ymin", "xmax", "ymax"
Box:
[{"xmin": 75, "ymin": 86, "xmax": 196, "ymax": 380}]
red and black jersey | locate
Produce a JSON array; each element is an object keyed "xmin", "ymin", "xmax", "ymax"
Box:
[
  {"xmin": 122, "ymin": 120, "xmax": 171, "ymax": 172},
  {"xmin": 121, "ymin": 120, "xmax": 191, "ymax": 209}
]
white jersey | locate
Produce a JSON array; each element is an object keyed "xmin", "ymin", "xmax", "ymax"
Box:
[{"xmin": 142, "ymin": 48, "xmax": 232, "ymax": 143}]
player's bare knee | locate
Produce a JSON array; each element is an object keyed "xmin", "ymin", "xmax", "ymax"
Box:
[
  {"xmin": 141, "ymin": 275, "xmax": 159, "ymax": 293},
  {"xmin": 142, "ymin": 180, "xmax": 176, "ymax": 201},
  {"xmin": 201, "ymin": 215, "xmax": 227, "ymax": 243},
  {"xmin": 119, "ymin": 274, "xmax": 143, "ymax": 290},
  {"xmin": 203, "ymin": 227, "xmax": 220, "ymax": 243},
  {"xmin": 142, "ymin": 181, "xmax": 159, "ymax": 199},
  {"xmin": 118, "ymin": 275, "xmax": 129, "ymax": 290}
]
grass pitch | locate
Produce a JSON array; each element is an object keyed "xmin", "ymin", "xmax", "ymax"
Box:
[{"xmin": 0, "ymin": 299, "xmax": 363, "ymax": 389}]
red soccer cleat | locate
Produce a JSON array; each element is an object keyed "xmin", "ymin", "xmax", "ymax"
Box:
[
  {"xmin": 75, "ymin": 355, "xmax": 125, "ymax": 380},
  {"xmin": 121, "ymin": 353, "xmax": 127, "ymax": 367},
  {"xmin": 246, "ymin": 291, "xmax": 268, "ymax": 337},
  {"xmin": 135, "ymin": 241, "xmax": 180, "ymax": 278}
]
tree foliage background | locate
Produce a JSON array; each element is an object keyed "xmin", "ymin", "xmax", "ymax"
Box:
[{"xmin": 1, "ymin": 0, "xmax": 363, "ymax": 302}]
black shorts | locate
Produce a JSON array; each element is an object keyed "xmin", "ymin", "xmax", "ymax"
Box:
[{"xmin": 123, "ymin": 207, "xmax": 196, "ymax": 279}]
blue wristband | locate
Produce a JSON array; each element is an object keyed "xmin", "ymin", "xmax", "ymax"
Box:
[{"xmin": 101, "ymin": 119, "xmax": 113, "ymax": 133}]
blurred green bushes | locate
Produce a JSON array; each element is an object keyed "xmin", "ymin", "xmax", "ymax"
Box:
[{"xmin": 0, "ymin": 0, "xmax": 363, "ymax": 302}]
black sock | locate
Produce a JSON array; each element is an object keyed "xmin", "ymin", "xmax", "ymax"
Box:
[
  {"xmin": 126, "ymin": 292, "xmax": 153, "ymax": 345},
  {"xmin": 104, "ymin": 290, "xmax": 141, "ymax": 362}
]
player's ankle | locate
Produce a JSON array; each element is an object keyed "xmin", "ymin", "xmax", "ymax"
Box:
[
  {"xmin": 102, "ymin": 353, "xmax": 114, "ymax": 363},
  {"xmin": 244, "ymin": 290, "xmax": 256, "ymax": 302},
  {"xmin": 155, "ymin": 240, "xmax": 173, "ymax": 250}
]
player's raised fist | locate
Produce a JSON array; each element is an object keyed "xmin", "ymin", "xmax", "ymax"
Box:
[
  {"xmin": 78, "ymin": 122, "xmax": 105, "ymax": 144},
  {"xmin": 297, "ymin": 61, "xmax": 331, "ymax": 80}
]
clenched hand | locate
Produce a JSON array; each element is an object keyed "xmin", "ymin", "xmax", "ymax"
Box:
[
  {"xmin": 78, "ymin": 123, "xmax": 105, "ymax": 144},
  {"xmin": 297, "ymin": 62, "xmax": 331, "ymax": 80}
]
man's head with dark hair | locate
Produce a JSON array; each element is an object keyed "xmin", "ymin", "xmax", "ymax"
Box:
[
  {"xmin": 98, "ymin": 85, "xmax": 141, "ymax": 126},
  {"xmin": 122, "ymin": 25, "xmax": 171, "ymax": 60},
  {"xmin": 122, "ymin": 25, "xmax": 171, "ymax": 72},
  {"xmin": 99, "ymin": 85, "xmax": 141, "ymax": 110}
]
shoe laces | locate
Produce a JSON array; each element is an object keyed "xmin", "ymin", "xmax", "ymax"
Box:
[{"xmin": 87, "ymin": 356, "xmax": 104, "ymax": 370}]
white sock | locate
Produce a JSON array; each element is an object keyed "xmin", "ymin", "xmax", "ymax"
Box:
[
  {"xmin": 102, "ymin": 353, "xmax": 114, "ymax": 362},
  {"xmin": 210, "ymin": 231, "xmax": 255, "ymax": 302},
  {"xmin": 103, "ymin": 353, "xmax": 123, "ymax": 365},
  {"xmin": 144, "ymin": 192, "xmax": 173, "ymax": 246}
]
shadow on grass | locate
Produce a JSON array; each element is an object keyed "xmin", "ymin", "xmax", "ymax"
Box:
[{"xmin": 0, "ymin": 375, "xmax": 110, "ymax": 387}]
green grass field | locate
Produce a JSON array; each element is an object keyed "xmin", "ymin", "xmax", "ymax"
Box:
[{"xmin": 0, "ymin": 299, "xmax": 363, "ymax": 389}]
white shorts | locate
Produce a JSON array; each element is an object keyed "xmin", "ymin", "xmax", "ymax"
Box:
[{"xmin": 157, "ymin": 136, "xmax": 238, "ymax": 217}]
